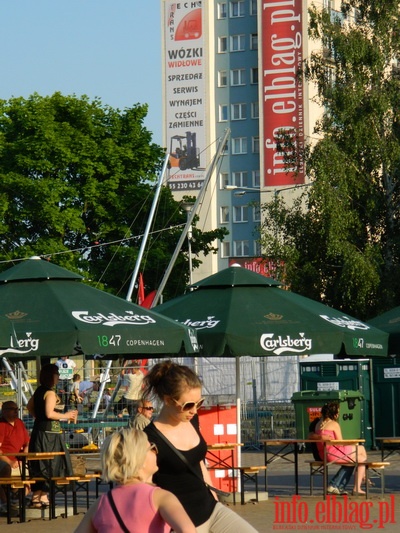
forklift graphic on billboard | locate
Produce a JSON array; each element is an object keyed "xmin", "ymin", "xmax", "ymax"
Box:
[{"xmin": 169, "ymin": 131, "xmax": 201, "ymax": 171}]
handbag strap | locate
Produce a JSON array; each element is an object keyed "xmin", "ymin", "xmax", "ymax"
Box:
[
  {"xmin": 107, "ymin": 490, "xmax": 130, "ymax": 533},
  {"xmin": 153, "ymin": 424, "xmax": 229, "ymax": 498}
]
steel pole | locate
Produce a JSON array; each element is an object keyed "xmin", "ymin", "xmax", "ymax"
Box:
[
  {"xmin": 126, "ymin": 152, "xmax": 170, "ymax": 302},
  {"xmin": 151, "ymin": 129, "xmax": 230, "ymax": 307}
]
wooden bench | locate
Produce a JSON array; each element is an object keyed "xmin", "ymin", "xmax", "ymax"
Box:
[
  {"xmin": 92, "ymin": 470, "xmax": 113, "ymax": 498},
  {"xmin": 238, "ymin": 466, "xmax": 267, "ymax": 505},
  {"xmin": 70, "ymin": 473, "xmax": 102, "ymax": 512},
  {"xmin": 306, "ymin": 460, "xmax": 390, "ymax": 498},
  {"xmin": 28, "ymin": 475, "xmax": 80, "ymax": 519},
  {"xmin": 0, "ymin": 477, "xmax": 32, "ymax": 523}
]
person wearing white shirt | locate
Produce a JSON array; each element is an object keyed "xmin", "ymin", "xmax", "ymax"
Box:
[{"xmin": 55, "ymin": 356, "xmax": 76, "ymax": 408}]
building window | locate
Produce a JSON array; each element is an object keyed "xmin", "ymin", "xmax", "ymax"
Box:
[
  {"xmin": 218, "ymin": 70, "xmax": 228, "ymax": 87},
  {"xmin": 253, "ymin": 205, "xmax": 261, "ymax": 222},
  {"xmin": 230, "ymin": 0, "xmax": 245, "ymax": 17},
  {"xmin": 233, "ymin": 240, "xmax": 249, "ymax": 257},
  {"xmin": 233, "ymin": 206, "xmax": 248, "ymax": 223},
  {"xmin": 221, "ymin": 241, "xmax": 231, "ymax": 258},
  {"xmin": 251, "ymin": 101, "xmax": 259, "ymax": 119},
  {"xmin": 250, "ymin": 0, "xmax": 258, "ymax": 15},
  {"xmin": 222, "ymin": 140, "xmax": 229, "ymax": 154},
  {"xmin": 250, "ymin": 68, "xmax": 258, "ymax": 84},
  {"xmin": 232, "ymin": 171, "xmax": 248, "ymax": 188},
  {"xmin": 231, "ymin": 103, "xmax": 246, "ymax": 120},
  {"xmin": 220, "ymin": 206, "xmax": 230, "ymax": 223},
  {"xmin": 219, "ymin": 104, "xmax": 228, "ymax": 122},
  {"xmin": 254, "ymin": 240, "xmax": 261, "ymax": 256},
  {"xmin": 252, "ymin": 136, "xmax": 260, "ymax": 154},
  {"xmin": 250, "ymin": 34, "xmax": 258, "ymax": 50},
  {"xmin": 232, "ymin": 137, "xmax": 247, "ymax": 154},
  {"xmin": 218, "ymin": 3, "xmax": 227, "ymax": 19},
  {"xmin": 218, "ymin": 36, "xmax": 228, "ymax": 53},
  {"xmin": 230, "ymin": 34, "xmax": 245, "ymax": 52},
  {"xmin": 220, "ymin": 172, "xmax": 229, "ymax": 189},
  {"xmin": 231, "ymin": 69, "xmax": 246, "ymax": 86},
  {"xmin": 252, "ymin": 170, "xmax": 260, "ymax": 188}
]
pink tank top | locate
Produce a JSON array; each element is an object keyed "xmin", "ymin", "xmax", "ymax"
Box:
[{"xmin": 92, "ymin": 483, "xmax": 169, "ymax": 533}]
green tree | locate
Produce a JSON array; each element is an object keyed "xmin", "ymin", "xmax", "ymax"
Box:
[
  {"xmin": 260, "ymin": 0, "xmax": 400, "ymax": 320},
  {"xmin": 0, "ymin": 93, "xmax": 226, "ymax": 300}
]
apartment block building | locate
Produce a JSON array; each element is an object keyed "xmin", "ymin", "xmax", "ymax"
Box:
[{"xmin": 161, "ymin": 0, "xmax": 331, "ymax": 282}]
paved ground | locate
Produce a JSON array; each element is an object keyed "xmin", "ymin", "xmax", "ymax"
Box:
[{"xmin": 1, "ymin": 449, "xmax": 399, "ymax": 532}]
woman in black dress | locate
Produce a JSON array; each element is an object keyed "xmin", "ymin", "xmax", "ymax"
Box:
[
  {"xmin": 27, "ymin": 363, "xmax": 77, "ymax": 508},
  {"xmin": 143, "ymin": 361, "xmax": 257, "ymax": 533}
]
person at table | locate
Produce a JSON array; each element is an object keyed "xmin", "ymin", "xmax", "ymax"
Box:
[
  {"xmin": 0, "ymin": 401, "xmax": 31, "ymax": 509},
  {"xmin": 315, "ymin": 401, "xmax": 368, "ymax": 495},
  {"xmin": 309, "ymin": 416, "xmax": 354, "ymax": 495},
  {"xmin": 74, "ymin": 427, "xmax": 196, "ymax": 533},
  {"xmin": 79, "ymin": 379, "xmax": 100, "ymax": 411},
  {"xmin": 27, "ymin": 363, "xmax": 78, "ymax": 508},
  {"xmin": 143, "ymin": 360, "xmax": 258, "ymax": 533},
  {"xmin": 129, "ymin": 399, "xmax": 154, "ymax": 430}
]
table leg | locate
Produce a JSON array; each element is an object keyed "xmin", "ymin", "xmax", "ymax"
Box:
[
  {"xmin": 231, "ymin": 449, "xmax": 236, "ymax": 505},
  {"xmin": 323, "ymin": 443, "xmax": 328, "ymax": 500},
  {"xmin": 263, "ymin": 447, "xmax": 267, "ymax": 492}
]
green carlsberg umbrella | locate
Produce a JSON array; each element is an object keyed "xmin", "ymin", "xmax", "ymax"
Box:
[
  {"xmin": 155, "ymin": 266, "xmax": 388, "ymax": 358},
  {"xmin": 0, "ymin": 257, "xmax": 198, "ymax": 358}
]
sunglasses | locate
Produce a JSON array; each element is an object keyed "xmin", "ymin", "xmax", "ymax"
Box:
[
  {"xmin": 173, "ymin": 397, "xmax": 205, "ymax": 412},
  {"xmin": 148, "ymin": 442, "xmax": 158, "ymax": 454},
  {"xmin": 143, "ymin": 406, "xmax": 154, "ymax": 411}
]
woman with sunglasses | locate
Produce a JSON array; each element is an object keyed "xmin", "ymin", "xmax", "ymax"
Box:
[
  {"xmin": 143, "ymin": 361, "xmax": 258, "ymax": 533},
  {"xmin": 74, "ymin": 428, "xmax": 195, "ymax": 533}
]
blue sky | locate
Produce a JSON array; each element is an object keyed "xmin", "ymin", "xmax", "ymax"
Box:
[{"xmin": 0, "ymin": 1, "xmax": 163, "ymax": 144}]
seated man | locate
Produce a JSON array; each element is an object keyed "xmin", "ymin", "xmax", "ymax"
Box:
[
  {"xmin": 0, "ymin": 401, "xmax": 30, "ymax": 512},
  {"xmin": 129, "ymin": 399, "xmax": 154, "ymax": 430},
  {"xmin": 79, "ymin": 379, "xmax": 99, "ymax": 412}
]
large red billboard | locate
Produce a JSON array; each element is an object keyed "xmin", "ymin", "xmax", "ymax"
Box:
[{"xmin": 262, "ymin": 0, "xmax": 305, "ymax": 186}]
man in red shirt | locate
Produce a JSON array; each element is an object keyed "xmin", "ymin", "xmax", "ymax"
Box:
[{"xmin": 0, "ymin": 401, "xmax": 30, "ymax": 509}]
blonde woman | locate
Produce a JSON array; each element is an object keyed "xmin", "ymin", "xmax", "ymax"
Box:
[
  {"xmin": 315, "ymin": 401, "xmax": 368, "ymax": 495},
  {"xmin": 74, "ymin": 428, "xmax": 195, "ymax": 533}
]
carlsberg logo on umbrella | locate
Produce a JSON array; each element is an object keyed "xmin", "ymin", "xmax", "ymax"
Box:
[
  {"xmin": 260, "ymin": 333, "xmax": 312, "ymax": 355},
  {"xmin": 71, "ymin": 311, "xmax": 157, "ymax": 326},
  {"xmin": 319, "ymin": 315, "xmax": 370, "ymax": 331},
  {"xmin": 0, "ymin": 332, "xmax": 40, "ymax": 356}
]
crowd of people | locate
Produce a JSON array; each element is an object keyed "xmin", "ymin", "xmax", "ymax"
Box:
[{"xmin": 1, "ymin": 360, "xmax": 371, "ymax": 531}]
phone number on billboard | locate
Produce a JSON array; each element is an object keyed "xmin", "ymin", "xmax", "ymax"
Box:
[{"xmin": 169, "ymin": 181, "xmax": 203, "ymax": 191}]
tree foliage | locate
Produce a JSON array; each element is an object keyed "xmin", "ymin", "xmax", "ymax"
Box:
[
  {"xmin": 260, "ymin": 0, "xmax": 400, "ymax": 320},
  {"xmin": 0, "ymin": 93, "xmax": 226, "ymax": 300}
]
